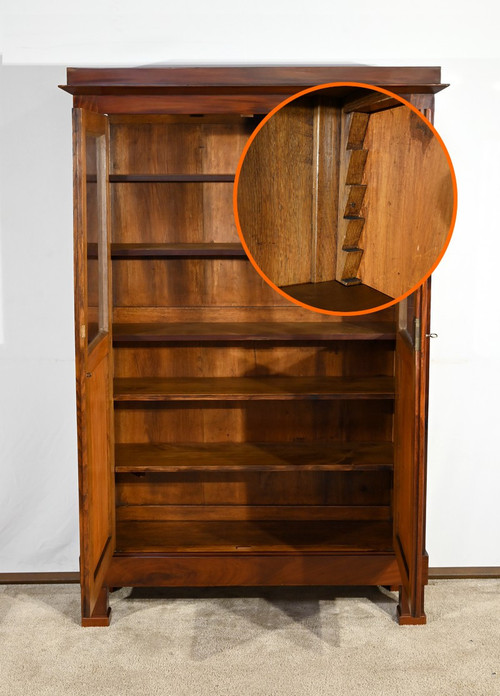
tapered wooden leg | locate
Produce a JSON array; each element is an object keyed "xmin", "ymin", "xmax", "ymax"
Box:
[
  {"xmin": 397, "ymin": 585, "xmax": 426, "ymax": 625},
  {"xmin": 81, "ymin": 586, "xmax": 112, "ymax": 627}
]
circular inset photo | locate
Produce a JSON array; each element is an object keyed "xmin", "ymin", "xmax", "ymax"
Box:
[{"xmin": 234, "ymin": 82, "xmax": 456, "ymax": 314}]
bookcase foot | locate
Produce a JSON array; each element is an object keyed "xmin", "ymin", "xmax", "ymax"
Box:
[
  {"xmin": 81, "ymin": 586, "xmax": 111, "ymax": 627},
  {"xmin": 397, "ymin": 585, "xmax": 426, "ymax": 625}
]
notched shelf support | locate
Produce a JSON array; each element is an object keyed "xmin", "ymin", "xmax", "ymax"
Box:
[{"xmin": 337, "ymin": 112, "xmax": 370, "ymax": 286}]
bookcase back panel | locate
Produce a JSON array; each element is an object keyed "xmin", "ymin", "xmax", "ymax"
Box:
[
  {"xmin": 114, "ymin": 401, "xmax": 394, "ymax": 444},
  {"xmin": 113, "ymin": 343, "xmax": 395, "ymax": 379},
  {"xmin": 111, "ymin": 183, "xmax": 237, "ymax": 243},
  {"xmin": 110, "ymin": 116, "xmax": 257, "ymax": 175},
  {"xmin": 112, "ymin": 259, "xmax": 289, "ymax": 307},
  {"xmin": 115, "ymin": 470, "xmax": 392, "ymax": 507},
  {"xmin": 236, "ymin": 101, "xmax": 318, "ymax": 287}
]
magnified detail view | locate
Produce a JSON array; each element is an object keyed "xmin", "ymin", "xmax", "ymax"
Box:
[{"xmin": 236, "ymin": 85, "xmax": 455, "ymax": 313}]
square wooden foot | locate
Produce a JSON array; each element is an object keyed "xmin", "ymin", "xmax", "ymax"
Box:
[
  {"xmin": 81, "ymin": 586, "xmax": 111, "ymax": 627},
  {"xmin": 397, "ymin": 585, "xmax": 426, "ymax": 625}
]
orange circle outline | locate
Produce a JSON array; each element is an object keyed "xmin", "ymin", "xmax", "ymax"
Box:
[{"xmin": 233, "ymin": 81, "xmax": 458, "ymax": 316}]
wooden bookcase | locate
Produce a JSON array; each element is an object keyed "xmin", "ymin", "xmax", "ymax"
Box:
[{"xmin": 60, "ymin": 66, "xmax": 444, "ymax": 626}]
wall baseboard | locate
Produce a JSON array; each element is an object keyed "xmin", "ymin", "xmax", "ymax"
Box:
[
  {"xmin": 1, "ymin": 568, "xmax": 499, "ymax": 584},
  {"xmin": 428, "ymin": 567, "xmax": 500, "ymax": 579},
  {"xmin": 0, "ymin": 572, "xmax": 80, "ymax": 584}
]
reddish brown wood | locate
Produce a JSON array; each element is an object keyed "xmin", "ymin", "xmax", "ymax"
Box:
[
  {"xmin": 116, "ymin": 504, "xmax": 391, "ymax": 522},
  {"xmin": 65, "ymin": 67, "xmax": 437, "ymax": 627},
  {"xmin": 110, "ymin": 174, "xmax": 234, "ymax": 182},
  {"xmin": 112, "ymin": 321, "xmax": 396, "ymax": 343},
  {"xmin": 81, "ymin": 585, "xmax": 111, "ymax": 627},
  {"xmin": 115, "ymin": 520, "xmax": 394, "ymax": 553},
  {"xmin": 113, "ymin": 376, "xmax": 395, "ymax": 401},
  {"xmin": 280, "ymin": 281, "xmax": 392, "ymax": 312},
  {"xmin": 393, "ymin": 282, "xmax": 430, "ymax": 624},
  {"xmin": 114, "ymin": 441, "xmax": 394, "ymax": 472},
  {"xmin": 73, "ymin": 109, "xmax": 115, "ymax": 626},
  {"xmin": 111, "ymin": 243, "xmax": 246, "ymax": 258},
  {"xmin": 106, "ymin": 554, "xmax": 402, "ymax": 587},
  {"xmin": 63, "ymin": 65, "xmax": 443, "ymax": 89}
]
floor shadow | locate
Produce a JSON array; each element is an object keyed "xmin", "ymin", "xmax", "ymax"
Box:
[{"xmin": 119, "ymin": 585, "xmax": 398, "ymax": 658}]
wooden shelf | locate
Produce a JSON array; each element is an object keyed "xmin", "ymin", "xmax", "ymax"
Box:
[
  {"xmin": 111, "ymin": 243, "xmax": 246, "ymax": 259},
  {"xmin": 281, "ymin": 280, "xmax": 393, "ymax": 312},
  {"xmin": 115, "ymin": 441, "xmax": 394, "ymax": 473},
  {"xmin": 112, "ymin": 321, "xmax": 396, "ymax": 343},
  {"xmin": 109, "ymin": 174, "xmax": 235, "ymax": 182},
  {"xmin": 113, "ymin": 376, "xmax": 395, "ymax": 402},
  {"xmin": 115, "ymin": 520, "xmax": 393, "ymax": 554}
]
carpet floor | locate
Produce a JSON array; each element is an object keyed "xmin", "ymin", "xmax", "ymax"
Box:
[{"xmin": 0, "ymin": 580, "xmax": 498, "ymax": 695}]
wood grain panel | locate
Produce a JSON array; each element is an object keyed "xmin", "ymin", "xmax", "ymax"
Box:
[
  {"xmin": 114, "ymin": 401, "xmax": 392, "ymax": 444},
  {"xmin": 112, "ymin": 305, "xmax": 397, "ymax": 324},
  {"xmin": 115, "ymin": 470, "xmax": 390, "ymax": 507},
  {"xmin": 115, "ymin": 520, "xmax": 394, "ymax": 553},
  {"xmin": 115, "ymin": 441, "xmax": 394, "ymax": 472},
  {"xmin": 113, "ymin": 376, "xmax": 395, "ymax": 401},
  {"xmin": 113, "ymin": 343, "xmax": 395, "ymax": 380},
  {"xmin": 112, "ymin": 259, "xmax": 288, "ymax": 307},
  {"xmin": 237, "ymin": 102, "xmax": 315, "ymax": 286},
  {"xmin": 360, "ymin": 107, "xmax": 453, "ymax": 297},
  {"xmin": 106, "ymin": 554, "xmax": 402, "ymax": 588},
  {"xmin": 112, "ymin": 321, "xmax": 396, "ymax": 343},
  {"xmin": 116, "ymin": 504, "xmax": 391, "ymax": 522},
  {"xmin": 111, "ymin": 183, "xmax": 237, "ymax": 243},
  {"xmin": 312, "ymin": 99, "xmax": 340, "ymax": 282},
  {"xmin": 110, "ymin": 117, "xmax": 254, "ymax": 175}
]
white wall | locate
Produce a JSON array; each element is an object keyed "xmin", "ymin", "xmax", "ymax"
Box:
[{"xmin": 1, "ymin": 0, "xmax": 499, "ymax": 571}]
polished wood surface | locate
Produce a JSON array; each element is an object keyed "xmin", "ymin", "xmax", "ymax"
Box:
[
  {"xmin": 116, "ymin": 520, "xmax": 394, "ymax": 553},
  {"xmin": 281, "ymin": 280, "xmax": 392, "ymax": 312},
  {"xmin": 114, "ymin": 376, "xmax": 395, "ymax": 401},
  {"xmin": 112, "ymin": 321, "xmax": 396, "ymax": 342},
  {"xmin": 65, "ymin": 67, "xmax": 434, "ymax": 626},
  {"xmin": 73, "ymin": 109, "xmax": 116, "ymax": 625},
  {"xmin": 111, "ymin": 243, "xmax": 246, "ymax": 258},
  {"xmin": 115, "ymin": 469, "xmax": 392, "ymax": 507},
  {"xmin": 360, "ymin": 108, "xmax": 453, "ymax": 297},
  {"xmin": 116, "ymin": 504, "xmax": 391, "ymax": 522},
  {"xmin": 64, "ymin": 65, "xmax": 442, "ymax": 86},
  {"xmin": 115, "ymin": 441, "xmax": 394, "ymax": 472},
  {"xmin": 237, "ymin": 101, "xmax": 315, "ymax": 286},
  {"xmin": 106, "ymin": 554, "xmax": 402, "ymax": 588},
  {"xmin": 393, "ymin": 283, "xmax": 429, "ymax": 624}
]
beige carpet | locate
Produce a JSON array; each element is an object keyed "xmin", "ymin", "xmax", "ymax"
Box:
[{"xmin": 0, "ymin": 580, "xmax": 498, "ymax": 695}]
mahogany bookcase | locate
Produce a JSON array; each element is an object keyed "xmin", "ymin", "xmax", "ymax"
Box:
[{"xmin": 60, "ymin": 66, "xmax": 445, "ymax": 626}]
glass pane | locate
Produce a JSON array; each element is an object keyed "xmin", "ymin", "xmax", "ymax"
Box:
[{"xmin": 86, "ymin": 133, "xmax": 107, "ymax": 345}]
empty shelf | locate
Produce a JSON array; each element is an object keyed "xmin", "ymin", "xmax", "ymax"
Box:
[
  {"xmin": 114, "ymin": 441, "xmax": 394, "ymax": 472},
  {"xmin": 112, "ymin": 321, "xmax": 396, "ymax": 343},
  {"xmin": 113, "ymin": 376, "xmax": 395, "ymax": 402},
  {"xmin": 111, "ymin": 243, "xmax": 246, "ymax": 258},
  {"xmin": 281, "ymin": 280, "xmax": 393, "ymax": 312},
  {"xmin": 115, "ymin": 520, "xmax": 394, "ymax": 554},
  {"xmin": 109, "ymin": 174, "xmax": 235, "ymax": 182}
]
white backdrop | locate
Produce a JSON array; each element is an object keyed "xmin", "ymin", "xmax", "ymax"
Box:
[{"xmin": 1, "ymin": 0, "xmax": 499, "ymax": 571}]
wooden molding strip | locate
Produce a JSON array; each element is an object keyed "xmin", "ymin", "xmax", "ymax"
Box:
[
  {"xmin": 428, "ymin": 567, "xmax": 500, "ymax": 579},
  {"xmin": 0, "ymin": 572, "xmax": 80, "ymax": 584}
]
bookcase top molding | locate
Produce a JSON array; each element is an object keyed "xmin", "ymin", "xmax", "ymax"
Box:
[{"xmin": 61, "ymin": 65, "xmax": 446, "ymax": 95}]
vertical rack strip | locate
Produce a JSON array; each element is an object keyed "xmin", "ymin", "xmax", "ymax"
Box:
[{"xmin": 336, "ymin": 112, "xmax": 370, "ymax": 286}]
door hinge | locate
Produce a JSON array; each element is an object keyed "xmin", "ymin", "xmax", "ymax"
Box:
[
  {"xmin": 80, "ymin": 324, "xmax": 86, "ymax": 340},
  {"xmin": 414, "ymin": 317, "xmax": 421, "ymax": 352}
]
